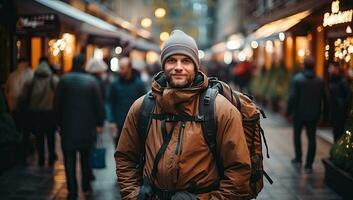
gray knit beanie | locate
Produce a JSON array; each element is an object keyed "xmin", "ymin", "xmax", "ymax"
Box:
[{"xmin": 160, "ymin": 30, "xmax": 199, "ymax": 70}]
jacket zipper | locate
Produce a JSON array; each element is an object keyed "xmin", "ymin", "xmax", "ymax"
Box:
[
  {"xmin": 175, "ymin": 121, "xmax": 185, "ymax": 184},
  {"xmin": 175, "ymin": 122, "xmax": 186, "ymax": 155}
]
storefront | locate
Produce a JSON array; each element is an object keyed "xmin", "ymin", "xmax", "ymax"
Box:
[
  {"xmin": 14, "ymin": 0, "xmax": 132, "ymax": 73},
  {"xmin": 322, "ymin": 0, "xmax": 353, "ymax": 78}
]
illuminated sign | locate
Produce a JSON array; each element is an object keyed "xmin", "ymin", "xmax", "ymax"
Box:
[
  {"xmin": 323, "ymin": 0, "xmax": 353, "ymax": 27},
  {"xmin": 16, "ymin": 14, "xmax": 59, "ymax": 36}
]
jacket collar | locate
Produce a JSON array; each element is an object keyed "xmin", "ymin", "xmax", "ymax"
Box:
[{"xmin": 151, "ymin": 71, "xmax": 208, "ymax": 115}]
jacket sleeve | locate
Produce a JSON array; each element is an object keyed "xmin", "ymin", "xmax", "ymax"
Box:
[
  {"xmin": 92, "ymin": 81, "xmax": 105, "ymax": 127},
  {"xmin": 107, "ymin": 82, "xmax": 117, "ymax": 123},
  {"xmin": 115, "ymin": 96, "xmax": 145, "ymax": 200},
  {"xmin": 197, "ymin": 95, "xmax": 251, "ymax": 200},
  {"xmin": 287, "ymin": 77, "xmax": 298, "ymax": 116},
  {"xmin": 53, "ymin": 79, "xmax": 63, "ymax": 128}
]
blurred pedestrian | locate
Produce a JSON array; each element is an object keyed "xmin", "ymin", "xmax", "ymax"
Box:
[
  {"xmin": 328, "ymin": 62, "xmax": 352, "ymax": 142},
  {"xmin": 5, "ymin": 58, "xmax": 33, "ymax": 114},
  {"xmin": 54, "ymin": 54, "xmax": 105, "ymax": 200},
  {"xmin": 4, "ymin": 58, "xmax": 33, "ymax": 165},
  {"xmin": 86, "ymin": 58, "xmax": 108, "ymax": 101},
  {"xmin": 115, "ymin": 30, "xmax": 251, "ymax": 199},
  {"xmin": 108, "ymin": 57, "xmax": 146, "ymax": 147},
  {"xmin": 287, "ymin": 57, "xmax": 328, "ymax": 173},
  {"xmin": 28, "ymin": 60, "xmax": 59, "ymax": 166},
  {"xmin": 233, "ymin": 61, "xmax": 254, "ymax": 94}
]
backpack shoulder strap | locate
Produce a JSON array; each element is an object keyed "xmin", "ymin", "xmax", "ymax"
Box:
[
  {"xmin": 199, "ymin": 87, "xmax": 224, "ymax": 177},
  {"xmin": 137, "ymin": 91, "xmax": 155, "ymax": 169}
]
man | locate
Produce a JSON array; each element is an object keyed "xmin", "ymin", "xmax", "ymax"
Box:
[
  {"xmin": 115, "ymin": 30, "xmax": 251, "ymax": 200},
  {"xmin": 287, "ymin": 57, "xmax": 328, "ymax": 173},
  {"xmin": 54, "ymin": 54, "xmax": 105, "ymax": 200},
  {"xmin": 108, "ymin": 57, "xmax": 146, "ymax": 146},
  {"xmin": 328, "ymin": 62, "xmax": 351, "ymax": 142}
]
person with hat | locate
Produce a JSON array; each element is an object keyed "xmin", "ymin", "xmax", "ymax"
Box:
[{"xmin": 115, "ymin": 30, "xmax": 251, "ymax": 200}]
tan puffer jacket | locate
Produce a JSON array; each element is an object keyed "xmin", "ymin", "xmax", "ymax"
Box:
[{"xmin": 115, "ymin": 72, "xmax": 251, "ymax": 200}]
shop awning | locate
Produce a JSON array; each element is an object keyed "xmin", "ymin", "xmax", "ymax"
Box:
[
  {"xmin": 248, "ymin": 10, "xmax": 312, "ymax": 41},
  {"xmin": 34, "ymin": 0, "xmax": 132, "ymax": 40}
]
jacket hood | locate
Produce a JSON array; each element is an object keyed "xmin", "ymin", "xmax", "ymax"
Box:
[
  {"xmin": 35, "ymin": 62, "xmax": 52, "ymax": 77},
  {"xmin": 151, "ymin": 71, "xmax": 208, "ymax": 114},
  {"xmin": 86, "ymin": 59, "xmax": 108, "ymax": 74},
  {"xmin": 303, "ymin": 69, "xmax": 315, "ymax": 79}
]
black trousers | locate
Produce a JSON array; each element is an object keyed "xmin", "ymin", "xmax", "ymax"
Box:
[
  {"xmin": 63, "ymin": 148, "xmax": 93, "ymax": 196},
  {"xmin": 293, "ymin": 120, "xmax": 317, "ymax": 168},
  {"xmin": 35, "ymin": 130, "xmax": 56, "ymax": 164}
]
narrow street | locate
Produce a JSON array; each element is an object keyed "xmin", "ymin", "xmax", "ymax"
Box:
[{"xmin": 0, "ymin": 110, "xmax": 342, "ymax": 200}]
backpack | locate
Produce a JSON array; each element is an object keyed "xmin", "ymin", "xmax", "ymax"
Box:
[{"xmin": 137, "ymin": 77, "xmax": 273, "ymax": 198}]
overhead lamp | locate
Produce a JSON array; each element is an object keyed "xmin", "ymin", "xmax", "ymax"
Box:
[
  {"xmin": 279, "ymin": 32, "xmax": 285, "ymax": 41},
  {"xmin": 141, "ymin": 17, "xmax": 152, "ymax": 28},
  {"xmin": 160, "ymin": 32, "xmax": 169, "ymax": 42},
  {"xmin": 155, "ymin": 8, "xmax": 166, "ymax": 18},
  {"xmin": 251, "ymin": 41, "xmax": 258, "ymax": 49},
  {"xmin": 346, "ymin": 25, "xmax": 352, "ymax": 34}
]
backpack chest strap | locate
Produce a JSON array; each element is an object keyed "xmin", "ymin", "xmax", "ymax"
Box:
[{"xmin": 151, "ymin": 113, "xmax": 205, "ymax": 122}]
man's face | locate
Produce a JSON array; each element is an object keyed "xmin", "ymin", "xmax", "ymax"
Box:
[
  {"xmin": 118, "ymin": 58, "xmax": 131, "ymax": 79},
  {"xmin": 164, "ymin": 54, "xmax": 196, "ymax": 88}
]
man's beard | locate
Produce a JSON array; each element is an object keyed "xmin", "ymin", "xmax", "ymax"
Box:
[{"xmin": 166, "ymin": 73, "xmax": 195, "ymax": 88}]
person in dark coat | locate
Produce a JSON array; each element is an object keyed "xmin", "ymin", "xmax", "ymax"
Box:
[
  {"xmin": 328, "ymin": 62, "xmax": 352, "ymax": 142},
  {"xmin": 54, "ymin": 54, "xmax": 105, "ymax": 200},
  {"xmin": 108, "ymin": 57, "xmax": 146, "ymax": 146},
  {"xmin": 287, "ymin": 57, "xmax": 328, "ymax": 173},
  {"xmin": 28, "ymin": 60, "xmax": 59, "ymax": 166}
]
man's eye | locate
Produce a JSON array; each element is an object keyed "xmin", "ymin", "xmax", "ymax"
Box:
[
  {"xmin": 166, "ymin": 59, "xmax": 176, "ymax": 63},
  {"xmin": 182, "ymin": 59, "xmax": 192, "ymax": 64}
]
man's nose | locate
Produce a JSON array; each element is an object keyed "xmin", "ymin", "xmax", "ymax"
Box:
[{"xmin": 174, "ymin": 60, "xmax": 183, "ymax": 71}]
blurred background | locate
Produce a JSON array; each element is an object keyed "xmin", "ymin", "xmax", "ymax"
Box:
[{"xmin": 0, "ymin": 0, "xmax": 353, "ymax": 199}]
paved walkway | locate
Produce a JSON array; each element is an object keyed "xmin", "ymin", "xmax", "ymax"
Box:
[{"xmin": 0, "ymin": 111, "xmax": 342, "ymax": 200}]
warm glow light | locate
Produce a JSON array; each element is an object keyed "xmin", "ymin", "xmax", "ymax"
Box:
[
  {"xmin": 265, "ymin": 40, "xmax": 274, "ymax": 53},
  {"xmin": 251, "ymin": 41, "xmax": 258, "ymax": 49},
  {"xmin": 323, "ymin": 0, "xmax": 353, "ymax": 27},
  {"xmin": 279, "ymin": 32, "xmax": 285, "ymax": 41},
  {"xmin": 141, "ymin": 17, "xmax": 152, "ymax": 28},
  {"xmin": 146, "ymin": 51, "xmax": 159, "ymax": 65},
  {"xmin": 155, "ymin": 8, "xmax": 166, "ymax": 18},
  {"xmin": 198, "ymin": 50, "xmax": 205, "ymax": 59},
  {"xmin": 226, "ymin": 40, "xmax": 241, "ymax": 50},
  {"xmin": 325, "ymin": 45, "xmax": 330, "ymax": 51},
  {"xmin": 238, "ymin": 51, "xmax": 246, "ymax": 62},
  {"xmin": 121, "ymin": 21, "xmax": 131, "ymax": 29},
  {"xmin": 115, "ymin": 46, "xmax": 122, "ymax": 54},
  {"xmin": 224, "ymin": 51, "xmax": 232, "ymax": 64},
  {"xmin": 298, "ymin": 49, "xmax": 305, "ymax": 57},
  {"xmin": 317, "ymin": 26, "xmax": 323, "ymax": 32},
  {"xmin": 110, "ymin": 57, "xmax": 119, "ymax": 71},
  {"xmin": 160, "ymin": 32, "xmax": 169, "ymax": 41},
  {"xmin": 346, "ymin": 25, "xmax": 352, "ymax": 33}
]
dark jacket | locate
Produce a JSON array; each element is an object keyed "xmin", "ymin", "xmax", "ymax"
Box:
[
  {"xmin": 287, "ymin": 69, "xmax": 327, "ymax": 121},
  {"xmin": 108, "ymin": 73, "xmax": 146, "ymax": 130},
  {"xmin": 115, "ymin": 72, "xmax": 251, "ymax": 200},
  {"xmin": 329, "ymin": 75, "xmax": 351, "ymax": 122},
  {"xmin": 54, "ymin": 72, "xmax": 105, "ymax": 150}
]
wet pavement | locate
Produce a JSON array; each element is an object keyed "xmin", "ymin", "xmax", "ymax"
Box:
[{"xmin": 0, "ymin": 111, "xmax": 343, "ymax": 200}]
